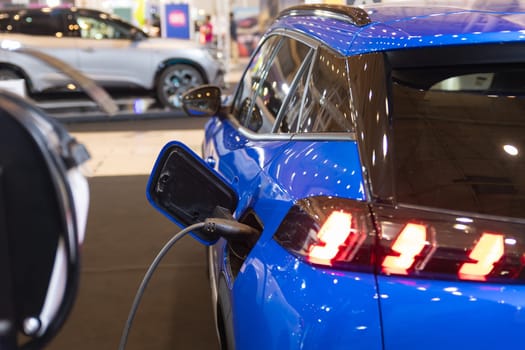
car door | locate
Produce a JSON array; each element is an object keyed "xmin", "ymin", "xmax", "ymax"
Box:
[{"xmin": 74, "ymin": 10, "xmax": 151, "ymax": 88}]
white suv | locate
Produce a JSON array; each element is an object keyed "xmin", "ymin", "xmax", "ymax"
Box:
[{"xmin": 0, "ymin": 7, "xmax": 224, "ymax": 109}]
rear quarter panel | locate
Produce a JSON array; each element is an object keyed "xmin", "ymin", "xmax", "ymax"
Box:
[{"xmin": 207, "ymin": 131, "xmax": 383, "ymax": 349}]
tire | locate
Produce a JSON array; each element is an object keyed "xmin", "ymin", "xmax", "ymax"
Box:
[
  {"xmin": 156, "ymin": 64, "xmax": 204, "ymax": 109},
  {"xmin": 0, "ymin": 68, "xmax": 22, "ymax": 81}
]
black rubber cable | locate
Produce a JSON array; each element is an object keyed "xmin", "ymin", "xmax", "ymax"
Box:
[{"xmin": 118, "ymin": 222, "xmax": 206, "ymax": 350}]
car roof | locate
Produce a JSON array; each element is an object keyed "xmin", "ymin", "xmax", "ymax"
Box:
[
  {"xmin": 273, "ymin": 1, "xmax": 525, "ymax": 56},
  {"xmin": 0, "ymin": 6, "xmax": 113, "ymax": 18}
]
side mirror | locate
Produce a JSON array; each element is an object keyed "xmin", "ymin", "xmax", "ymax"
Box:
[
  {"xmin": 146, "ymin": 142, "xmax": 238, "ymax": 244},
  {"xmin": 0, "ymin": 91, "xmax": 90, "ymax": 349},
  {"xmin": 130, "ymin": 28, "xmax": 147, "ymax": 41},
  {"xmin": 182, "ymin": 85, "xmax": 222, "ymax": 117}
]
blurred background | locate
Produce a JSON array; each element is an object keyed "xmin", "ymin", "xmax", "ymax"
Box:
[{"xmin": 0, "ymin": 0, "xmax": 447, "ymax": 67}]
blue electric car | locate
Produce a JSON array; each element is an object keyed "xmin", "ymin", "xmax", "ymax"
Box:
[{"xmin": 148, "ymin": 2, "xmax": 525, "ymax": 349}]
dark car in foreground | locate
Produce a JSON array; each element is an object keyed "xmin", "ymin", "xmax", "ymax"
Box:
[
  {"xmin": 0, "ymin": 6, "xmax": 224, "ymax": 109},
  {"xmin": 148, "ymin": 2, "xmax": 525, "ymax": 349}
]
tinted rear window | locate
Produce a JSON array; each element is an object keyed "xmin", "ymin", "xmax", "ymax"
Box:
[{"xmin": 390, "ymin": 45, "xmax": 525, "ymax": 219}]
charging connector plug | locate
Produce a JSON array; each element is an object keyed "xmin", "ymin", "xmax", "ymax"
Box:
[{"xmin": 203, "ymin": 218, "xmax": 260, "ymax": 239}]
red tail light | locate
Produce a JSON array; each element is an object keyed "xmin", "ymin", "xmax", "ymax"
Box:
[
  {"xmin": 308, "ymin": 211, "xmax": 354, "ymax": 262},
  {"xmin": 382, "ymin": 223, "xmax": 429, "ymax": 274},
  {"xmin": 459, "ymin": 233, "xmax": 504, "ymax": 280},
  {"xmin": 274, "ymin": 196, "xmax": 525, "ymax": 283},
  {"xmin": 376, "ymin": 205, "xmax": 525, "ymax": 283},
  {"xmin": 273, "ymin": 196, "xmax": 375, "ymax": 271}
]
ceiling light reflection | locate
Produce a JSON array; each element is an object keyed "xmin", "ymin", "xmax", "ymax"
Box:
[{"xmin": 503, "ymin": 144, "xmax": 519, "ymax": 156}]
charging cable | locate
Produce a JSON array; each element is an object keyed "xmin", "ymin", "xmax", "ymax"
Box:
[
  {"xmin": 118, "ymin": 222, "xmax": 204, "ymax": 350},
  {"xmin": 118, "ymin": 218, "xmax": 259, "ymax": 350}
]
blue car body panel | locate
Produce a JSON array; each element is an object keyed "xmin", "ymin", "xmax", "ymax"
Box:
[
  {"xmin": 232, "ymin": 240, "xmax": 382, "ymax": 350},
  {"xmin": 378, "ymin": 276, "xmax": 525, "ymax": 349},
  {"xmin": 205, "ymin": 115, "xmax": 374, "ymax": 348}
]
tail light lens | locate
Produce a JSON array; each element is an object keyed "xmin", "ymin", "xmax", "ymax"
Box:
[
  {"xmin": 376, "ymin": 205, "xmax": 525, "ymax": 282},
  {"xmin": 273, "ymin": 196, "xmax": 376, "ymax": 271},
  {"xmin": 274, "ymin": 196, "xmax": 525, "ymax": 283}
]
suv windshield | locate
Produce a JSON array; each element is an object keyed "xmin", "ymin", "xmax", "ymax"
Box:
[{"xmin": 390, "ymin": 44, "xmax": 525, "ymax": 219}]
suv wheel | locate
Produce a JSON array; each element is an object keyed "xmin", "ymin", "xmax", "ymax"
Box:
[
  {"xmin": 0, "ymin": 68, "xmax": 22, "ymax": 81},
  {"xmin": 156, "ymin": 64, "xmax": 204, "ymax": 109}
]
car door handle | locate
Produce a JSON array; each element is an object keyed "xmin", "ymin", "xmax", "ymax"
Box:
[
  {"xmin": 82, "ymin": 47, "xmax": 94, "ymax": 53},
  {"xmin": 205, "ymin": 156, "xmax": 216, "ymax": 167}
]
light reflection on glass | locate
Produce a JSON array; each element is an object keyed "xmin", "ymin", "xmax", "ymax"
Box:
[
  {"xmin": 383, "ymin": 134, "xmax": 388, "ymax": 158},
  {"xmin": 505, "ymin": 238, "xmax": 517, "ymax": 245},
  {"xmin": 453, "ymin": 224, "xmax": 469, "ymax": 231},
  {"xmin": 503, "ymin": 144, "xmax": 519, "ymax": 156},
  {"xmin": 456, "ymin": 217, "xmax": 473, "ymax": 223}
]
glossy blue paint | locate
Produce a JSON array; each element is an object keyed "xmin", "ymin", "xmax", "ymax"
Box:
[
  {"xmin": 202, "ymin": 121, "xmax": 371, "ymax": 349},
  {"xmin": 378, "ymin": 276, "xmax": 525, "ymax": 349},
  {"xmin": 212, "ymin": 139, "xmax": 367, "ymax": 248},
  {"xmin": 263, "ymin": 141, "xmax": 366, "ymax": 202},
  {"xmin": 232, "ymin": 239, "xmax": 383, "ymax": 350},
  {"xmin": 205, "ymin": 118, "xmax": 293, "ymax": 218}
]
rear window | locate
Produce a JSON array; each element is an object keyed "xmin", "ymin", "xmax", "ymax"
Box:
[{"xmin": 390, "ymin": 44, "xmax": 525, "ymax": 219}]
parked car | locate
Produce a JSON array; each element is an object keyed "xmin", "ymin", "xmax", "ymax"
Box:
[
  {"xmin": 0, "ymin": 6, "xmax": 224, "ymax": 109},
  {"xmin": 148, "ymin": 2, "xmax": 525, "ymax": 349}
]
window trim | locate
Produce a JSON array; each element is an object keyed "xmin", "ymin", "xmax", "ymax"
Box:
[
  {"xmin": 230, "ymin": 35, "xmax": 283, "ymax": 130},
  {"xmin": 227, "ymin": 28, "xmax": 359, "ymax": 141},
  {"xmin": 271, "ymin": 47, "xmax": 315, "ymax": 133}
]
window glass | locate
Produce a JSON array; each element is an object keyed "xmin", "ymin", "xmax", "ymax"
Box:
[
  {"xmin": 250, "ymin": 37, "xmax": 310, "ymax": 133},
  {"xmin": 77, "ymin": 14, "xmax": 131, "ymax": 39},
  {"xmin": 298, "ymin": 46, "xmax": 353, "ymax": 133},
  {"xmin": 232, "ymin": 36, "xmax": 310, "ymax": 133},
  {"xmin": 275, "ymin": 68, "xmax": 308, "ymax": 133},
  {"xmin": 272, "ymin": 40, "xmax": 312, "ymax": 134},
  {"xmin": 18, "ymin": 11, "xmax": 64, "ymax": 36},
  {"xmin": 391, "ymin": 64, "xmax": 525, "ymax": 219},
  {"xmin": 232, "ymin": 35, "xmax": 282, "ymax": 129}
]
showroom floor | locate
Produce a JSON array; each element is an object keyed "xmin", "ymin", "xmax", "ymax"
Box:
[{"xmin": 48, "ymin": 117, "xmax": 219, "ymax": 350}]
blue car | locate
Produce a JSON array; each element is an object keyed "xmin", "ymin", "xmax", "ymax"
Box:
[{"xmin": 148, "ymin": 2, "xmax": 525, "ymax": 349}]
